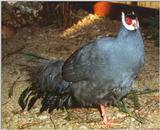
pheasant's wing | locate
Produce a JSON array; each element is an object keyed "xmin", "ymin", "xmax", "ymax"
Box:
[
  {"xmin": 62, "ymin": 40, "xmax": 109, "ymax": 82},
  {"xmin": 62, "ymin": 43, "xmax": 93, "ymax": 82}
]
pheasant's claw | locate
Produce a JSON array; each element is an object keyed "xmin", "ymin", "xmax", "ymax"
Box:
[
  {"xmin": 100, "ymin": 105, "xmax": 121, "ymax": 127},
  {"xmin": 102, "ymin": 119, "xmax": 121, "ymax": 127}
]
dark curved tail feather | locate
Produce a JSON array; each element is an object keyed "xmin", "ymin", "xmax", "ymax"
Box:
[
  {"xmin": 19, "ymin": 87, "xmax": 31, "ymax": 110},
  {"xmin": 18, "ymin": 60, "xmax": 80, "ymax": 112}
]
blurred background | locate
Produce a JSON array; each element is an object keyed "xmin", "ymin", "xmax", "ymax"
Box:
[{"xmin": 2, "ymin": 1, "xmax": 159, "ymax": 45}]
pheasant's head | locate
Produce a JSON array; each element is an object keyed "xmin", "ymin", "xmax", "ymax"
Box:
[{"xmin": 122, "ymin": 12, "xmax": 139, "ymax": 31}]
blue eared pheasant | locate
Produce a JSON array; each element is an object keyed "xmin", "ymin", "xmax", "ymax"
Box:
[{"xmin": 19, "ymin": 12, "xmax": 144, "ymax": 126}]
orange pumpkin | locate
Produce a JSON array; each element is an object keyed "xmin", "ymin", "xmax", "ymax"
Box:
[{"xmin": 94, "ymin": 2, "xmax": 112, "ymax": 16}]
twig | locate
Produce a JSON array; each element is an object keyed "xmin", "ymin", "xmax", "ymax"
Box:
[
  {"xmin": 135, "ymin": 99, "xmax": 153, "ymax": 114},
  {"xmin": 17, "ymin": 120, "xmax": 43, "ymax": 129},
  {"xmin": 50, "ymin": 115, "xmax": 56, "ymax": 129},
  {"xmin": 119, "ymin": 88, "xmax": 159, "ymax": 124},
  {"xmin": 2, "ymin": 45, "xmax": 26, "ymax": 61},
  {"xmin": 134, "ymin": 111, "xmax": 153, "ymax": 123},
  {"xmin": 118, "ymin": 101, "xmax": 145, "ymax": 124},
  {"xmin": 2, "ymin": 99, "xmax": 10, "ymax": 105},
  {"xmin": 18, "ymin": 52, "xmax": 49, "ymax": 60},
  {"xmin": 128, "ymin": 88, "xmax": 159, "ymax": 96},
  {"xmin": 8, "ymin": 76, "xmax": 21, "ymax": 98}
]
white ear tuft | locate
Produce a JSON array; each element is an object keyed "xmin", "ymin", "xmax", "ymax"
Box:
[
  {"xmin": 121, "ymin": 12, "xmax": 125, "ymax": 22},
  {"xmin": 121, "ymin": 12, "xmax": 125, "ymax": 23},
  {"xmin": 132, "ymin": 11, "xmax": 135, "ymax": 15},
  {"xmin": 121, "ymin": 12, "xmax": 125, "ymax": 18},
  {"xmin": 122, "ymin": 11, "xmax": 135, "ymax": 31}
]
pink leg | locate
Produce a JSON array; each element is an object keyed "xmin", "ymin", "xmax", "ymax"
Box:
[
  {"xmin": 100, "ymin": 105, "xmax": 108, "ymax": 123},
  {"xmin": 100, "ymin": 104, "xmax": 121, "ymax": 127}
]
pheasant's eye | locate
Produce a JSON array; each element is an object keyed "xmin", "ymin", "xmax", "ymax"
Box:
[{"xmin": 125, "ymin": 17, "xmax": 132, "ymax": 25}]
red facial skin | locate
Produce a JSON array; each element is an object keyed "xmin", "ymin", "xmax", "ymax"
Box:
[{"xmin": 125, "ymin": 17, "xmax": 132, "ymax": 25}]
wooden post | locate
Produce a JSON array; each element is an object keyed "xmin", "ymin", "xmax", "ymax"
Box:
[{"xmin": 131, "ymin": 2, "xmax": 137, "ymax": 6}]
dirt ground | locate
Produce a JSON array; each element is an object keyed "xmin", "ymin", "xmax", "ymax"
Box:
[{"xmin": 2, "ymin": 14, "xmax": 159, "ymax": 129}]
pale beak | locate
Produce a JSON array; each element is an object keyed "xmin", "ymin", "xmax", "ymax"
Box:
[{"xmin": 132, "ymin": 20, "xmax": 138, "ymax": 29}]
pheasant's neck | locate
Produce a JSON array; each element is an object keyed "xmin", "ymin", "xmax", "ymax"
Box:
[{"xmin": 117, "ymin": 25, "xmax": 141, "ymax": 40}]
